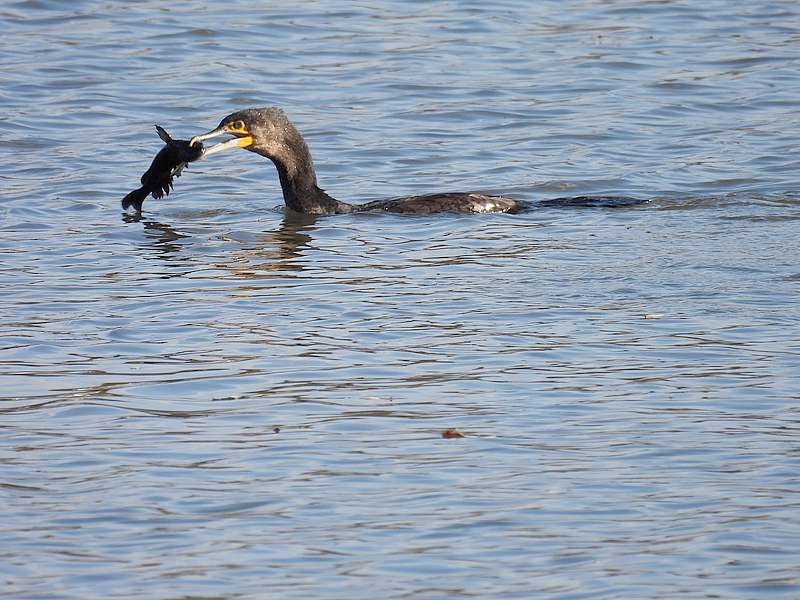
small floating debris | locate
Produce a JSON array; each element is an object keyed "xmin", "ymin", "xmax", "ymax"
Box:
[
  {"xmin": 442, "ymin": 428, "xmax": 465, "ymax": 439},
  {"xmin": 642, "ymin": 313, "xmax": 665, "ymax": 319},
  {"xmin": 122, "ymin": 125, "xmax": 205, "ymax": 212}
]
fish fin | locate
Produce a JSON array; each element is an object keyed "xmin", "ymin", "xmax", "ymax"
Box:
[
  {"xmin": 172, "ymin": 162, "xmax": 187, "ymax": 178},
  {"xmin": 122, "ymin": 187, "xmax": 149, "ymax": 212},
  {"xmin": 155, "ymin": 125, "xmax": 173, "ymax": 144},
  {"xmin": 152, "ymin": 182, "xmax": 170, "ymax": 199}
]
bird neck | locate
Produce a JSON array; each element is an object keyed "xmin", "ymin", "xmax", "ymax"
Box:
[
  {"xmin": 274, "ymin": 161, "xmax": 348, "ymax": 215},
  {"xmin": 262, "ymin": 130, "xmax": 352, "ymax": 215}
]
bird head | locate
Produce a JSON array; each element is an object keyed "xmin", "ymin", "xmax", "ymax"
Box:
[{"xmin": 190, "ymin": 107, "xmax": 293, "ymax": 158}]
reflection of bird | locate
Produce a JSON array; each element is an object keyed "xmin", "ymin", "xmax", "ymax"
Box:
[
  {"xmin": 122, "ymin": 125, "xmax": 205, "ymax": 212},
  {"xmin": 190, "ymin": 107, "xmax": 526, "ymax": 215}
]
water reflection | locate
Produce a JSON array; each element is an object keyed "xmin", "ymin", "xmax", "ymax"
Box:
[
  {"xmin": 125, "ymin": 211, "xmax": 319, "ymax": 275},
  {"xmin": 4, "ymin": 0, "xmax": 800, "ymax": 598},
  {"xmin": 217, "ymin": 213, "xmax": 318, "ymax": 276}
]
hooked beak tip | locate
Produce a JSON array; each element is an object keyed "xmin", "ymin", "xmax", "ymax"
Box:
[
  {"xmin": 200, "ymin": 135, "xmax": 254, "ymax": 157},
  {"xmin": 189, "ymin": 126, "xmax": 228, "ymax": 147}
]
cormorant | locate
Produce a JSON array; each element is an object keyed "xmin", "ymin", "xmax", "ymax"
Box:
[{"xmin": 189, "ymin": 107, "xmax": 527, "ymax": 215}]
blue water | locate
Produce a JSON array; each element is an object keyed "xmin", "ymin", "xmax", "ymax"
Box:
[{"xmin": 2, "ymin": 1, "xmax": 799, "ymax": 598}]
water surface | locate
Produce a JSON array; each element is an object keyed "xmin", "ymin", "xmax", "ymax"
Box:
[{"xmin": 1, "ymin": 1, "xmax": 799, "ymax": 598}]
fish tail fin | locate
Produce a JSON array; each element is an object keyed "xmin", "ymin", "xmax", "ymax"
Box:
[
  {"xmin": 155, "ymin": 125, "xmax": 173, "ymax": 144},
  {"xmin": 122, "ymin": 186, "xmax": 149, "ymax": 212}
]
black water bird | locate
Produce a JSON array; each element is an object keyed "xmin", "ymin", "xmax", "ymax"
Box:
[
  {"xmin": 122, "ymin": 125, "xmax": 205, "ymax": 212},
  {"xmin": 190, "ymin": 107, "xmax": 529, "ymax": 215}
]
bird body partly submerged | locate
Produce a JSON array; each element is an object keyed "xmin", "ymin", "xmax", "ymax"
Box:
[
  {"xmin": 122, "ymin": 125, "xmax": 205, "ymax": 212},
  {"xmin": 123, "ymin": 107, "xmax": 644, "ymax": 215},
  {"xmin": 190, "ymin": 107, "xmax": 530, "ymax": 215},
  {"xmin": 355, "ymin": 192, "xmax": 524, "ymax": 215}
]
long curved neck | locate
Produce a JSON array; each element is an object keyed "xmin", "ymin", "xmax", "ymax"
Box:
[
  {"xmin": 260, "ymin": 128, "xmax": 352, "ymax": 215},
  {"xmin": 272, "ymin": 157, "xmax": 347, "ymax": 215}
]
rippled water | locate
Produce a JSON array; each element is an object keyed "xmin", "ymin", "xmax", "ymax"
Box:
[{"xmin": 2, "ymin": 1, "xmax": 800, "ymax": 598}]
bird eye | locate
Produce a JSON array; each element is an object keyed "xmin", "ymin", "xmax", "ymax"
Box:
[{"xmin": 234, "ymin": 120, "xmax": 245, "ymax": 131}]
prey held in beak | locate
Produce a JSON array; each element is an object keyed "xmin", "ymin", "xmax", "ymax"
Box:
[{"xmin": 121, "ymin": 125, "xmax": 205, "ymax": 212}]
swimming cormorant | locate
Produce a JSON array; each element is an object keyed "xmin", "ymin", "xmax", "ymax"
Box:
[{"xmin": 189, "ymin": 107, "xmax": 527, "ymax": 215}]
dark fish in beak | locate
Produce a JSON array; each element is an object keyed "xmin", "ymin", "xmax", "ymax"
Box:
[{"xmin": 122, "ymin": 125, "xmax": 205, "ymax": 212}]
